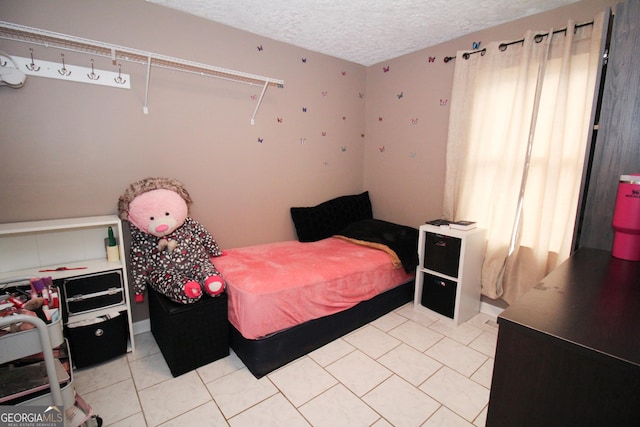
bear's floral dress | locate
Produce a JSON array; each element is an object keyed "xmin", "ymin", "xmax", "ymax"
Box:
[{"xmin": 129, "ymin": 217, "xmax": 223, "ymax": 304}]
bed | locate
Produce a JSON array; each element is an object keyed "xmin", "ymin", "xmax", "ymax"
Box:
[{"xmin": 213, "ymin": 191, "xmax": 418, "ymax": 378}]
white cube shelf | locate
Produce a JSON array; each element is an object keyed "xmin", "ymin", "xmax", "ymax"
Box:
[{"xmin": 414, "ymin": 224, "xmax": 486, "ymax": 325}]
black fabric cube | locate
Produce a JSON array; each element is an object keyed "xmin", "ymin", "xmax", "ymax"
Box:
[{"xmin": 148, "ymin": 288, "xmax": 229, "ymax": 377}]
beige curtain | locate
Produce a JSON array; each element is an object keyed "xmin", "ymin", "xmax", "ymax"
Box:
[{"xmin": 443, "ymin": 13, "xmax": 604, "ymax": 304}]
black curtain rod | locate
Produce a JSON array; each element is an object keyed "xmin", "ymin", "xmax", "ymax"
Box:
[{"xmin": 443, "ymin": 20, "xmax": 594, "ymax": 63}]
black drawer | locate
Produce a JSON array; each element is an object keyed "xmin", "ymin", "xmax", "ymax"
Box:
[
  {"xmin": 62, "ymin": 270, "xmax": 124, "ymax": 318},
  {"xmin": 65, "ymin": 311, "xmax": 128, "ymax": 368},
  {"xmin": 423, "ymin": 233, "xmax": 461, "ymax": 277},
  {"xmin": 421, "ymin": 272, "xmax": 457, "ymax": 319}
]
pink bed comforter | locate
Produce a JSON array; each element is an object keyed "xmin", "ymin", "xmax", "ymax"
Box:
[{"xmin": 213, "ymin": 237, "xmax": 414, "ymax": 339}]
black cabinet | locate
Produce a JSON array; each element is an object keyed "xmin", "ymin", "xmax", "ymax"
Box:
[
  {"xmin": 487, "ymin": 249, "xmax": 640, "ymax": 426},
  {"xmin": 577, "ymin": 0, "xmax": 640, "ymax": 252}
]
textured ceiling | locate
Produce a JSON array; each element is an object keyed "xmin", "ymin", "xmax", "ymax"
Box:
[{"xmin": 148, "ymin": 0, "xmax": 580, "ymax": 66}]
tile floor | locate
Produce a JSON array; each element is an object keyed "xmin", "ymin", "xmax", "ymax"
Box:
[{"xmin": 73, "ymin": 304, "xmax": 499, "ymax": 426}]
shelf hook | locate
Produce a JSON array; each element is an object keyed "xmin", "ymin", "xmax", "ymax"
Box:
[
  {"xmin": 57, "ymin": 53, "xmax": 71, "ymax": 76},
  {"xmin": 114, "ymin": 63, "xmax": 126, "ymax": 85},
  {"xmin": 87, "ymin": 58, "xmax": 100, "ymax": 80},
  {"xmin": 26, "ymin": 48, "xmax": 40, "ymax": 71}
]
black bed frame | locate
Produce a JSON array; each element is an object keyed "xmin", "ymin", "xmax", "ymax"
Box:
[{"xmin": 229, "ymin": 279, "xmax": 415, "ymax": 378}]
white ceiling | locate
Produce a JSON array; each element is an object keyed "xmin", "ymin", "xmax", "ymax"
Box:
[{"xmin": 148, "ymin": 0, "xmax": 580, "ymax": 66}]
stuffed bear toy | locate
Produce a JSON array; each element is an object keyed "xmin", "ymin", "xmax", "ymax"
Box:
[{"xmin": 117, "ymin": 177, "xmax": 225, "ymax": 304}]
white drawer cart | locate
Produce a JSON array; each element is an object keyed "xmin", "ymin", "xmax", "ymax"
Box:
[
  {"xmin": 0, "ymin": 215, "xmax": 135, "ymax": 353},
  {"xmin": 414, "ymin": 224, "xmax": 486, "ymax": 324}
]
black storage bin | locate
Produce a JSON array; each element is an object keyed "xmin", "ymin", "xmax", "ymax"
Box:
[
  {"xmin": 65, "ymin": 311, "xmax": 128, "ymax": 368},
  {"xmin": 423, "ymin": 233, "xmax": 461, "ymax": 277},
  {"xmin": 421, "ymin": 272, "xmax": 457, "ymax": 319},
  {"xmin": 149, "ymin": 288, "xmax": 229, "ymax": 377},
  {"xmin": 62, "ymin": 270, "xmax": 124, "ymax": 320}
]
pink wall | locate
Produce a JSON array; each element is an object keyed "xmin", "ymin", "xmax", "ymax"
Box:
[
  {"xmin": 0, "ymin": 0, "xmax": 366, "ymax": 248},
  {"xmin": 0, "ymin": 0, "xmax": 618, "ymax": 249},
  {"xmin": 365, "ymin": 0, "xmax": 618, "ymax": 227}
]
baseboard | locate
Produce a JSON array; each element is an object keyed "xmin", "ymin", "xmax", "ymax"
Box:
[
  {"xmin": 133, "ymin": 318, "xmax": 150, "ymax": 335},
  {"xmin": 480, "ymin": 299, "xmax": 507, "ymax": 317}
]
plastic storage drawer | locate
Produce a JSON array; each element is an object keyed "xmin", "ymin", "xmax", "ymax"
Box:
[
  {"xmin": 423, "ymin": 232, "xmax": 461, "ymax": 277},
  {"xmin": 420, "ymin": 272, "xmax": 457, "ymax": 319},
  {"xmin": 62, "ymin": 271, "xmax": 124, "ymax": 318},
  {"xmin": 65, "ymin": 311, "xmax": 128, "ymax": 368}
]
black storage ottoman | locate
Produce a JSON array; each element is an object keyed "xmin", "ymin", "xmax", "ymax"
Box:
[{"xmin": 148, "ymin": 288, "xmax": 229, "ymax": 377}]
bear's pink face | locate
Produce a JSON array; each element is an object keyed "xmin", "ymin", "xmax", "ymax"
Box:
[{"xmin": 127, "ymin": 189, "xmax": 188, "ymax": 238}]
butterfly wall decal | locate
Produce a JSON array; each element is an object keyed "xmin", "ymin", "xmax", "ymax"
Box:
[
  {"xmin": 277, "ymin": 117, "xmax": 283, "ymax": 123},
  {"xmin": 378, "ymin": 117, "xmax": 383, "ymax": 122},
  {"xmin": 383, "ymin": 66, "xmax": 390, "ymax": 73},
  {"xmin": 472, "ymin": 41, "xmax": 481, "ymax": 49},
  {"xmin": 397, "ymin": 92, "xmax": 404, "ymax": 99},
  {"xmin": 322, "ymin": 131, "xmax": 327, "ymax": 136},
  {"xmin": 302, "ymin": 107, "xmax": 307, "ymax": 112},
  {"xmin": 301, "ymin": 58, "xmax": 307, "ymax": 63},
  {"xmin": 341, "ymin": 71, "xmax": 347, "ymax": 76},
  {"xmin": 341, "ymin": 146, "xmax": 347, "ymax": 152},
  {"xmin": 379, "ymin": 146, "xmax": 385, "ymax": 153},
  {"xmin": 409, "ymin": 152, "xmax": 417, "ymax": 158},
  {"xmin": 250, "ymin": 94, "xmax": 257, "ymax": 101},
  {"xmin": 257, "ymin": 45, "xmax": 263, "ymax": 51},
  {"xmin": 358, "ymin": 92, "xmax": 365, "ymax": 99},
  {"xmin": 411, "ymin": 118, "xmax": 418, "ymax": 125},
  {"xmin": 428, "ymin": 56, "xmax": 436, "ymax": 62},
  {"xmin": 440, "ymin": 99, "xmax": 448, "ymax": 106},
  {"xmin": 258, "ymin": 137, "xmax": 264, "ymax": 143},
  {"xmin": 322, "ymin": 91, "xmax": 328, "ymax": 97}
]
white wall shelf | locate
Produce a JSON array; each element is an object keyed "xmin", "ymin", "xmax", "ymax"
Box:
[
  {"xmin": 0, "ymin": 20, "xmax": 284, "ymax": 122},
  {"xmin": 0, "ymin": 215, "xmax": 135, "ymax": 354}
]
